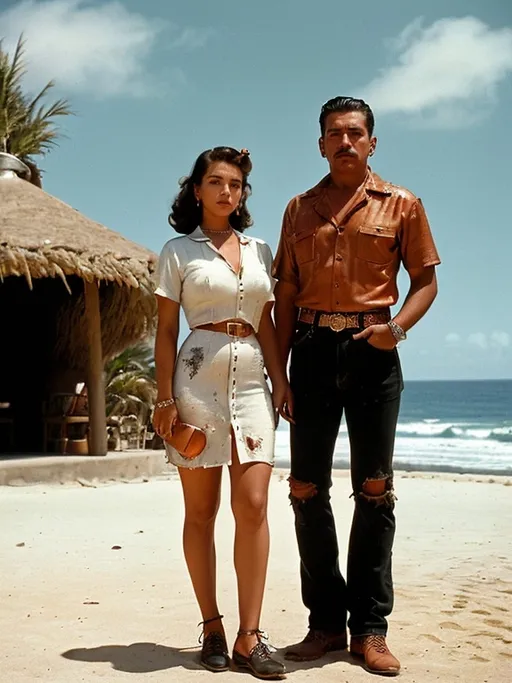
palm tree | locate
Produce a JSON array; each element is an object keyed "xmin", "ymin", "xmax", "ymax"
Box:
[
  {"xmin": 104, "ymin": 343, "xmax": 157, "ymax": 422},
  {"xmin": 0, "ymin": 35, "xmax": 73, "ymax": 186}
]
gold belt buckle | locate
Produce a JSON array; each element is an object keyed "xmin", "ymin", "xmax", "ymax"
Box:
[
  {"xmin": 227, "ymin": 322, "xmax": 243, "ymax": 337},
  {"xmin": 328, "ymin": 314, "xmax": 347, "ymax": 332}
]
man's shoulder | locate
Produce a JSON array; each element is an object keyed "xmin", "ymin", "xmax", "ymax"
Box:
[
  {"xmin": 368, "ymin": 172, "xmax": 419, "ymax": 204},
  {"xmin": 286, "ymin": 176, "xmax": 329, "ymax": 209}
]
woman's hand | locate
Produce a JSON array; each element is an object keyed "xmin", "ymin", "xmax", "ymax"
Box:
[
  {"xmin": 272, "ymin": 379, "xmax": 295, "ymax": 425},
  {"xmin": 152, "ymin": 402, "xmax": 179, "ymax": 441}
]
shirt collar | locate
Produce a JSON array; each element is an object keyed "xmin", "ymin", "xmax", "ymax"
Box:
[
  {"xmin": 187, "ymin": 226, "xmax": 249, "ymax": 245},
  {"xmin": 306, "ymin": 168, "xmax": 392, "ymax": 200}
]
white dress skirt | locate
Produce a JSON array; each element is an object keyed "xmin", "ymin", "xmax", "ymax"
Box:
[{"xmin": 154, "ymin": 227, "xmax": 276, "ymax": 469}]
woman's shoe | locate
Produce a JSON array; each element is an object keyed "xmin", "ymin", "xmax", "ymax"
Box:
[
  {"xmin": 199, "ymin": 614, "xmax": 230, "ymax": 672},
  {"xmin": 232, "ymin": 629, "xmax": 286, "ymax": 680}
]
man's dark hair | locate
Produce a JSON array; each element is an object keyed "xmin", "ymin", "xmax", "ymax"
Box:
[{"xmin": 319, "ymin": 97, "xmax": 375, "ymax": 137}]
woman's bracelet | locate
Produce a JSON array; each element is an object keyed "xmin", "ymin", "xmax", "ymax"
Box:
[{"xmin": 155, "ymin": 398, "xmax": 175, "ymax": 409}]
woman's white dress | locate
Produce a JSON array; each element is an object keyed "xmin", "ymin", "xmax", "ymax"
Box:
[{"xmin": 155, "ymin": 227, "xmax": 276, "ymax": 468}]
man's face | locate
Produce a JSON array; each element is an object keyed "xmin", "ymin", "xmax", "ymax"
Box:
[{"xmin": 319, "ymin": 111, "xmax": 376, "ymax": 174}]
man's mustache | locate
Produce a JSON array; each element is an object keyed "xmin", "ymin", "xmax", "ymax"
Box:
[{"xmin": 335, "ymin": 149, "xmax": 357, "ymax": 158}]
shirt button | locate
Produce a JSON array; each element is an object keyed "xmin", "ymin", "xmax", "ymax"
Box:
[{"xmin": 334, "ymin": 283, "xmax": 339, "ymax": 288}]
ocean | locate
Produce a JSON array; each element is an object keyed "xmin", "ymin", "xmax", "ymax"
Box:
[{"xmin": 274, "ymin": 380, "xmax": 512, "ymax": 475}]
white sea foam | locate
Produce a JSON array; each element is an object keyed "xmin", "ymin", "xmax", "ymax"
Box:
[{"xmin": 274, "ymin": 423, "xmax": 512, "ymax": 474}]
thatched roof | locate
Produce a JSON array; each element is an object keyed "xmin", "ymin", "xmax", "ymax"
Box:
[{"xmin": 0, "ymin": 153, "xmax": 158, "ymax": 369}]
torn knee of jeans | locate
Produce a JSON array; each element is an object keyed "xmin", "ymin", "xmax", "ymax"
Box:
[
  {"xmin": 358, "ymin": 474, "xmax": 396, "ymax": 507},
  {"xmin": 288, "ymin": 476, "xmax": 318, "ymax": 502}
]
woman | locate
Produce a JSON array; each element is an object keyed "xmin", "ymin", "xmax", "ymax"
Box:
[{"xmin": 153, "ymin": 147, "xmax": 292, "ymax": 679}]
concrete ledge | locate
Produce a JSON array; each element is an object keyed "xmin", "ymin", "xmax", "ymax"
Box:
[{"xmin": 0, "ymin": 450, "xmax": 173, "ymax": 486}]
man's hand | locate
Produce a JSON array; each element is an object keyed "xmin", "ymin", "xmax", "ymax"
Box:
[
  {"xmin": 272, "ymin": 379, "xmax": 295, "ymax": 425},
  {"xmin": 352, "ymin": 323, "xmax": 397, "ymax": 350}
]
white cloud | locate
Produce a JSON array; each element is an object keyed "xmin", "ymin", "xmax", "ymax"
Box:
[
  {"xmin": 468, "ymin": 332, "xmax": 488, "ymax": 350},
  {"xmin": 467, "ymin": 331, "xmax": 510, "ymax": 351},
  {"xmin": 0, "ymin": 1, "xmax": 211, "ymax": 97},
  {"xmin": 490, "ymin": 331, "xmax": 510, "ymax": 349},
  {"xmin": 361, "ymin": 16, "xmax": 512, "ymax": 127},
  {"xmin": 445, "ymin": 332, "xmax": 461, "ymax": 346}
]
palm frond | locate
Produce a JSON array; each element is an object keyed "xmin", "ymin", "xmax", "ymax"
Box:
[
  {"xmin": 104, "ymin": 343, "xmax": 157, "ymax": 421},
  {"xmin": 0, "ymin": 34, "xmax": 73, "ymax": 168}
]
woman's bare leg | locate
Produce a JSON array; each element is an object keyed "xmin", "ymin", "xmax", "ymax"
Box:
[
  {"xmin": 178, "ymin": 465, "xmax": 224, "ymax": 637},
  {"xmin": 229, "ymin": 439, "xmax": 272, "ymax": 655}
]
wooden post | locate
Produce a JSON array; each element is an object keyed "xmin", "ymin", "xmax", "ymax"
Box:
[{"xmin": 84, "ymin": 280, "xmax": 107, "ymax": 456}]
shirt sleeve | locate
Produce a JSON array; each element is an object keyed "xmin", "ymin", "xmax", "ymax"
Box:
[
  {"xmin": 272, "ymin": 205, "xmax": 299, "ymax": 287},
  {"xmin": 399, "ymin": 198, "xmax": 441, "ymax": 271},
  {"xmin": 260, "ymin": 242, "xmax": 277, "ymax": 295},
  {"xmin": 154, "ymin": 241, "xmax": 182, "ymax": 303}
]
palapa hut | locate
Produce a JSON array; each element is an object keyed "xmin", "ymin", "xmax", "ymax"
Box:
[{"xmin": 0, "ymin": 152, "xmax": 157, "ymax": 455}]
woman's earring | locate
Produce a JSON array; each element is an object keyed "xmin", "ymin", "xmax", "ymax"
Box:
[
  {"xmin": 236, "ymin": 205, "xmax": 240, "ymax": 216},
  {"xmin": 196, "ymin": 199, "xmax": 200, "ymax": 207}
]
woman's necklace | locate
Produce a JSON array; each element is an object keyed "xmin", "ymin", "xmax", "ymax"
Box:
[{"xmin": 201, "ymin": 226, "xmax": 233, "ymax": 235}]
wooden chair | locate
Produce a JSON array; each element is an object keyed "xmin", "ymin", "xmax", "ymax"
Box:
[{"xmin": 43, "ymin": 392, "xmax": 90, "ymax": 454}]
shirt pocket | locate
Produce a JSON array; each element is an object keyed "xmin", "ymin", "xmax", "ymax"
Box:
[
  {"xmin": 356, "ymin": 225, "xmax": 397, "ymax": 265},
  {"xmin": 293, "ymin": 228, "xmax": 316, "ymax": 265}
]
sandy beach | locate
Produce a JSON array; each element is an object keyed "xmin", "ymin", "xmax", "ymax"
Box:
[{"xmin": 1, "ymin": 469, "xmax": 511, "ymax": 682}]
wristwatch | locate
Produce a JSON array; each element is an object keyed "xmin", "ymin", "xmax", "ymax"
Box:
[{"xmin": 388, "ymin": 320, "xmax": 407, "ymax": 343}]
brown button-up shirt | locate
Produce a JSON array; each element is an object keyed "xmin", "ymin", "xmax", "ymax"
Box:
[{"xmin": 273, "ymin": 171, "xmax": 441, "ymax": 312}]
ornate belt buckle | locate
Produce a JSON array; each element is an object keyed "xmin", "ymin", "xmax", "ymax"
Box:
[{"xmin": 329, "ymin": 314, "xmax": 346, "ymax": 332}]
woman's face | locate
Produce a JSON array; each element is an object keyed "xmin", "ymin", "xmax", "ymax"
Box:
[{"xmin": 195, "ymin": 161, "xmax": 243, "ymax": 219}]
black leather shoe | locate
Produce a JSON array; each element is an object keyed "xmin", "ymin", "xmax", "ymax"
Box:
[
  {"xmin": 232, "ymin": 629, "xmax": 286, "ymax": 680},
  {"xmin": 199, "ymin": 615, "xmax": 230, "ymax": 672}
]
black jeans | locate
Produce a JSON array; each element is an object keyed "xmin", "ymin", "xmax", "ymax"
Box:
[{"xmin": 289, "ymin": 322, "xmax": 403, "ymax": 636}]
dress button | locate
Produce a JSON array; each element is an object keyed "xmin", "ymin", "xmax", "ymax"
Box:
[{"xmin": 334, "ymin": 283, "xmax": 339, "ymax": 288}]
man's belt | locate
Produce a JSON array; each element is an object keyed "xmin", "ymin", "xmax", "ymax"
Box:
[{"xmin": 298, "ymin": 308, "xmax": 390, "ymax": 332}]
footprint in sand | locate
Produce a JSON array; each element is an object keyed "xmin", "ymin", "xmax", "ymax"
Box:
[
  {"xmin": 466, "ymin": 641, "xmax": 483, "ymax": 650},
  {"xmin": 453, "ymin": 602, "xmax": 467, "ymax": 609},
  {"xmin": 498, "ymin": 589, "xmax": 512, "ymax": 595},
  {"xmin": 471, "ymin": 655, "xmax": 490, "ymax": 663},
  {"xmin": 421, "ymin": 634, "xmax": 443, "ymax": 643},
  {"xmin": 471, "ymin": 630, "xmax": 509, "ymax": 642},
  {"xmin": 472, "ymin": 609, "xmax": 491, "ymax": 615},
  {"xmin": 440, "ymin": 622, "xmax": 465, "ymax": 631},
  {"xmin": 500, "ymin": 651, "xmax": 512, "ymax": 659},
  {"xmin": 484, "ymin": 619, "xmax": 512, "ymax": 632}
]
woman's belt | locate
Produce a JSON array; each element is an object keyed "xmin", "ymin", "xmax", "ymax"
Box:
[{"xmin": 195, "ymin": 320, "xmax": 254, "ymax": 338}]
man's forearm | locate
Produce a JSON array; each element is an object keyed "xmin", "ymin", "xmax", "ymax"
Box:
[{"xmin": 393, "ymin": 267, "xmax": 438, "ymax": 332}]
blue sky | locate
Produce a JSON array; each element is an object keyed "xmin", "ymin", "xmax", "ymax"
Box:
[{"xmin": 2, "ymin": 0, "xmax": 512, "ymax": 380}]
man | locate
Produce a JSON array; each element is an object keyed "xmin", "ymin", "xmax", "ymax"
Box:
[{"xmin": 273, "ymin": 96, "xmax": 440, "ymax": 676}]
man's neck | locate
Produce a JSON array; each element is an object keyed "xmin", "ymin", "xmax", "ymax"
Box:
[{"xmin": 329, "ymin": 166, "xmax": 369, "ymax": 193}]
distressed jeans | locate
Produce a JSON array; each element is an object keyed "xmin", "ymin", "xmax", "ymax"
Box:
[{"xmin": 289, "ymin": 322, "xmax": 403, "ymax": 636}]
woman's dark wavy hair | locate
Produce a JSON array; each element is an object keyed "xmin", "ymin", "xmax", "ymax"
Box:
[{"xmin": 168, "ymin": 147, "xmax": 253, "ymax": 235}]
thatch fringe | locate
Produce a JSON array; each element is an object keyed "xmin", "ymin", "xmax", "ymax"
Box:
[
  {"xmin": 54, "ymin": 280, "xmax": 156, "ymax": 373},
  {"xmin": 0, "ymin": 245, "xmax": 151, "ymax": 290}
]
